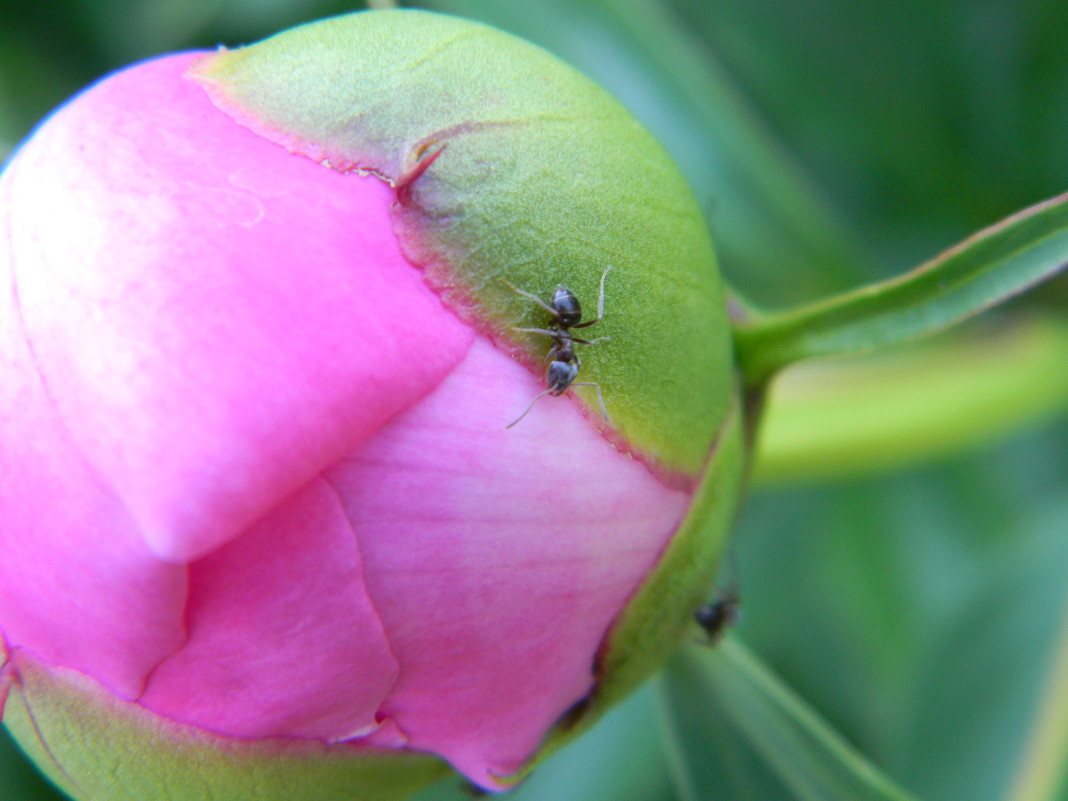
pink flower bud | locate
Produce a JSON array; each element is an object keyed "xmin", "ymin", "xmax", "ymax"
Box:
[{"xmin": 0, "ymin": 11, "xmax": 742, "ymax": 799}]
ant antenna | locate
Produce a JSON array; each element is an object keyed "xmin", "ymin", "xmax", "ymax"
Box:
[
  {"xmin": 504, "ymin": 381, "xmax": 609, "ymax": 430},
  {"xmin": 505, "ymin": 389, "xmax": 553, "ymax": 429}
]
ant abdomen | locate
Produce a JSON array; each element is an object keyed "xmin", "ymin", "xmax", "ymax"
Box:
[{"xmin": 550, "ymin": 287, "xmax": 583, "ymax": 328}]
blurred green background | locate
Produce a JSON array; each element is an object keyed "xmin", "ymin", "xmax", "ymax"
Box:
[{"xmin": 3, "ymin": 2, "xmax": 1068, "ymax": 800}]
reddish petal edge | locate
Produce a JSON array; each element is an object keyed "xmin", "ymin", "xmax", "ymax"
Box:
[
  {"xmin": 0, "ymin": 634, "xmax": 10, "ymax": 717},
  {"xmin": 4, "ymin": 648, "xmax": 450, "ymax": 801}
]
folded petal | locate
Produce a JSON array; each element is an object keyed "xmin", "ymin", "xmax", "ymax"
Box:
[
  {"xmin": 139, "ymin": 478, "xmax": 398, "ymax": 740},
  {"xmin": 327, "ymin": 338, "xmax": 690, "ymax": 785},
  {"xmin": 0, "ymin": 223, "xmax": 187, "ymax": 697},
  {"xmin": 2, "ymin": 52, "xmax": 473, "ymax": 563}
]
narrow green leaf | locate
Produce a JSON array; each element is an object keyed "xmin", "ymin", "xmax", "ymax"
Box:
[
  {"xmin": 659, "ymin": 637, "xmax": 918, "ymax": 801},
  {"xmin": 753, "ymin": 316, "xmax": 1068, "ymax": 484},
  {"xmin": 734, "ymin": 190, "xmax": 1068, "ymax": 385}
]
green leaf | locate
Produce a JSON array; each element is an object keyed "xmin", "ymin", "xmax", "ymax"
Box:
[
  {"xmin": 658, "ymin": 637, "xmax": 918, "ymax": 801},
  {"xmin": 753, "ymin": 316, "xmax": 1068, "ymax": 484},
  {"xmin": 734, "ymin": 190, "xmax": 1068, "ymax": 385}
]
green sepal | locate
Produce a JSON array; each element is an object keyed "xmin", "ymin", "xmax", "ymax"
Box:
[
  {"xmin": 3, "ymin": 653, "xmax": 448, "ymax": 801},
  {"xmin": 191, "ymin": 9, "xmax": 734, "ymax": 475}
]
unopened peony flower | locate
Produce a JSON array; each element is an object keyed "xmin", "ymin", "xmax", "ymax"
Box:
[{"xmin": 0, "ymin": 10, "xmax": 743, "ymax": 800}]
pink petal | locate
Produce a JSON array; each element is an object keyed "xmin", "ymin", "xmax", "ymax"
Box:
[
  {"xmin": 138, "ymin": 478, "xmax": 397, "ymax": 740},
  {"xmin": 2, "ymin": 52, "xmax": 473, "ymax": 563},
  {"xmin": 0, "ymin": 222, "xmax": 187, "ymax": 697},
  {"xmin": 327, "ymin": 338, "xmax": 690, "ymax": 785}
]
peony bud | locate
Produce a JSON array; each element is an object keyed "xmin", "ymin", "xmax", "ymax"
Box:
[{"xmin": 0, "ymin": 9, "xmax": 743, "ymax": 800}]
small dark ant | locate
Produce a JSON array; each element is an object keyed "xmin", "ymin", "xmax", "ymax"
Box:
[
  {"xmin": 695, "ymin": 553, "xmax": 741, "ymax": 645},
  {"xmin": 502, "ymin": 266, "xmax": 613, "ymax": 429},
  {"xmin": 694, "ymin": 591, "xmax": 739, "ymax": 645}
]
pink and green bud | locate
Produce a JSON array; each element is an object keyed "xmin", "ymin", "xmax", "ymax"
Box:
[{"xmin": 0, "ymin": 9, "xmax": 743, "ymax": 800}]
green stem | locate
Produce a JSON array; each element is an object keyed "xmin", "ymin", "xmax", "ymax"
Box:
[{"xmin": 732, "ymin": 190, "xmax": 1068, "ymax": 386}]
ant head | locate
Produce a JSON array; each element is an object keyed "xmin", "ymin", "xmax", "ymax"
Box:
[{"xmin": 547, "ymin": 360, "xmax": 579, "ymax": 394}]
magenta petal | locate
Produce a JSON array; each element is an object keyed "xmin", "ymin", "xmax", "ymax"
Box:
[
  {"xmin": 2, "ymin": 53, "xmax": 473, "ymax": 562},
  {"xmin": 328, "ymin": 338, "xmax": 690, "ymax": 785},
  {"xmin": 0, "ymin": 240, "xmax": 187, "ymax": 698},
  {"xmin": 139, "ymin": 478, "xmax": 398, "ymax": 740}
]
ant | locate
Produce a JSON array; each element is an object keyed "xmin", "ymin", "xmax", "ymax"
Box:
[
  {"xmin": 694, "ymin": 553, "xmax": 741, "ymax": 645},
  {"xmin": 502, "ymin": 266, "xmax": 613, "ymax": 429},
  {"xmin": 694, "ymin": 590, "xmax": 739, "ymax": 645}
]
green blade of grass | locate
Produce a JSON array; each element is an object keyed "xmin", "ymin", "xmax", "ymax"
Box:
[
  {"xmin": 658, "ymin": 637, "xmax": 918, "ymax": 801},
  {"xmin": 1006, "ymin": 577, "xmax": 1068, "ymax": 801},
  {"xmin": 752, "ymin": 316, "xmax": 1068, "ymax": 484}
]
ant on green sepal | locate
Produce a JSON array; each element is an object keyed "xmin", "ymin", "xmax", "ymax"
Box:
[
  {"xmin": 694, "ymin": 591, "xmax": 739, "ymax": 645},
  {"xmin": 695, "ymin": 553, "xmax": 741, "ymax": 645},
  {"xmin": 502, "ymin": 266, "xmax": 612, "ymax": 429}
]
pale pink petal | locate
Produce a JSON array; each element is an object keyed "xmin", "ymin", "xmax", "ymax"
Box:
[
  {"xmin": 139, "ymin": 478, "xmax": 397, "ymax": 740},
  {"xmin": 327, "ymin": 338, "xmax": 689, "ymax": 785},
  {"xmin": 3, "ymin": 52, "xmax": 473, "ymax": 563},
  {"xmin": 0, "ymin": 215, "xmax": 187, "ymax": 697}
]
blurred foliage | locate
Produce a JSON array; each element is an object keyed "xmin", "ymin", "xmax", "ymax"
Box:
[{"xmin": 3, "ymin": 2, "xmax": 1068, "ymax": 801}]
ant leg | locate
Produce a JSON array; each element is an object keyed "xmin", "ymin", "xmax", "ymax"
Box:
[
  {"xmin": 595, "ymin": 265, "xmax": 612, "ymax": 319},
  {"xmin": 513, "ymin": 327, "xmax": 559, "ymax": 339},
  {"xmin": 500, "ymin": 279, "xmax": 561, "ymax": 319},
  {"xmin": 571, "ymin": 265, "xmax": 613, "ymax": 329},
  {"xmin": 534, "ymin": 341, "xmax": 562, "ymax": 365},
  {"xmin": 505, "ymin": 388, "xmax": 553, "ymax": 429},
  {"xmin": 570, "ymin": 381, "xmax": 609, "ymax": 422},
  {"xmin": 570, "ymin": 335, "xmax": 610, "ymax": 346}
]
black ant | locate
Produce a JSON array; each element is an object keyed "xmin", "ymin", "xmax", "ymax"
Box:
[
  {"xmin": 695, "ymin": 553, "xmax": 741, "ymax": 645},
  {"xmin": 694, "ymin": 590, "xmax": 739, "ymax": 645},
  {"xmin": 502, "ymin": 266, "xmax": 612, "ymax": 429}
]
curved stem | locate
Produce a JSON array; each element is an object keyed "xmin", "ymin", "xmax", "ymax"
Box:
[{"xmin": 732, "ymin": 189, "xmax": 1068, "ymax": 386}]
